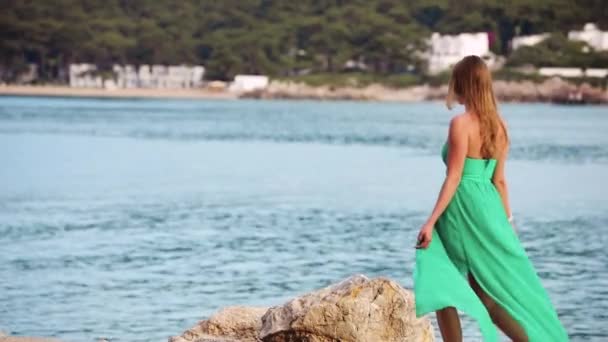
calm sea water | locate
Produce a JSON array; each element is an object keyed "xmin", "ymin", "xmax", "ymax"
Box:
[{"xmin": 0, "ymin": 97, "xmax": 606, "ymax": 342}]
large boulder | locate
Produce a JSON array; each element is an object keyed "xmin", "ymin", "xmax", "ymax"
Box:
[
  {"xmin": 169, "ymin": 306, "xmax": 269, "ymax": 342},
  {"xmin": 169, "ymin": 274, "xmax": 433, "ymax": 342},
  {"xmin": 259, "ymin": 274, "xmax": 433, "ymax": 342}
]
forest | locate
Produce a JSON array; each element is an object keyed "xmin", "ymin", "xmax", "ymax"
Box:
[{"xmin": 1, "ymin": 0, "xmax": 607, "ymax": 82}]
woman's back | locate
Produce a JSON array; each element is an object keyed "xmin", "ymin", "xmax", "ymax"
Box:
[
  {"xmin": 441, "ymin": 141, "xmax": 497, "ymax": 182},
  {"xmin": 458, "ymin": 112, "xmax": 508, "ymax": 160}
]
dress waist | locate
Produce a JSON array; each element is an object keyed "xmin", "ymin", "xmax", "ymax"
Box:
[{"xmin": 461, "ymin": 174, "xmax": 492, "ymax": 183}]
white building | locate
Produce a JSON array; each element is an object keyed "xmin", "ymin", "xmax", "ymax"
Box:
[
  {"xmin": 568, "ymin": 23, "xmax": 608, "ymax": 51},
  {"xmin": 538, "ymin": 67, "xmax": 608, "ymax": 78},
  {"xmin": 138, "ymin": 64, "xmax": 153, "ymax": 88},
  {"xmin": 426, "ymin": 32, "xmax": 493, "ymax": 74},
  {"xmin": 538, "ymin": 67, "xmax": 584, "ymax": 78},
  {"xmin": 191, "ymin": 66, "xmax": 205, "ymax": 88},
  {"xmin": 165, "ymin": 65, "xmax": 204, "ymax": 88},
  {"xmin": 585, "ymin": 68, "xmax": 608, "ymax": 78},
  {"xmin": 69, "ymin": 63, "xmax": 205, "ymax": 89},
  {"xmin": 511, "ymin": 33, "xmax": 550, "ymax": 50},
  {"xmin": 229, "ymin": 75, "xmax": 269, "ymax": 92},
  {"xmin": 113, "ymin": 64, "xmax": 138, "ymax": 88},
  {"xmin": 69, "ymin": 63, "xmax": 102, "ymax": 88}
]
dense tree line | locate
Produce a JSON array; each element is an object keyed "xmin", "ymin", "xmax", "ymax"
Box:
[{"xmin": 0, "ymin": 0, "xmax": 607, "ymax": 82}]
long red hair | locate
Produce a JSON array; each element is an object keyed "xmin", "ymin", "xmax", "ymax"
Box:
[{"xmin": 446, "ymin": 55, "xmax": 508, "ymax": 158}]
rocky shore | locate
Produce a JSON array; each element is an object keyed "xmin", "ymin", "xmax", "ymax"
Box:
[
  {"xmin": 242, "ymin": 77, "xmax": 608, "ymax": 104},
  {"xmin": 3, "ymin": 77, "xmax": 604, "ymax": 104},
  {"xmin": 169, "ymin": 274, "xmax": 434, "ymax": 342}
]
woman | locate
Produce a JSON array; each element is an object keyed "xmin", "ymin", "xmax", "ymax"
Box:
[{"xmin": 412, "ymin": 55, "xmax": 569, "ymax": 342}]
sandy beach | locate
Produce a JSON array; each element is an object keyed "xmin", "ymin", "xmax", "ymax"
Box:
[{"xmin": 0, "ymin": 85, "xmax": 238, "ymax": 100}]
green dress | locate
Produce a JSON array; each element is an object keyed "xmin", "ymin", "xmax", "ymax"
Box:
[{"xmin": 413, "ymin": 142, "xmax": 569, "ymax": 341}]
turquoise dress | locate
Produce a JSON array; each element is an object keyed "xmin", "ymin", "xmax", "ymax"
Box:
[{"xmin": 412, "ymin": 142, "xmax": 569, "ymax": 341}]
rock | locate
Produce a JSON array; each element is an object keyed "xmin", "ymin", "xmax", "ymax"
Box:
[
  {"xmin": 0, "ymin": 332, "xmax": 61, "ymax": 342},
  {"xmin": 535, "ymin": 77, "xmax": 575, "ymax": 103},
  {"xmin": 169, "ymin": 306, "xmax": 269, "ymax": 342},
  {"xmin": 259, "ymin": 274, "xmax": 434, "ymax": 342},
  {"xmin": 493, "ymin": 80, "xmax": 539, "ymax": 102},
  {"xmin": 170, "ymin": 274, "xmax": 433, "ymax": 342},
  {"xmin": 173, "ymin": 334, "xmax": 241, "ymax": 342},
  {"xmin": 0, "ymin": 337, "xmax": 63, "ymax": 342},
  {"xmin": 580, "ymin": 82, "xmax": 608, "ymax": 104}
]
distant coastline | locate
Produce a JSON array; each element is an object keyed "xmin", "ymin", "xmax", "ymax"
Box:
[
  {"xmin": 0, "ymin": 84, "xmax": 237, "ymax": 100},
  {"xmin": 244, "ymin": 77, "xmax": 608, "ymax": 104},
  {"xmin": 2, "ymin": 77, "xmax": 607, "ymax": 104}
]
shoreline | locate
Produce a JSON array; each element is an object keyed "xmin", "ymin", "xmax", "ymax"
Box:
[
  {"xmin": 0, "ymin": 85, "xmax": 237, "ymax": 100},
  {"xmin": 247, "ymin": 78, "xmax": 608, "ymax": 104},
  {"xmin": 1, "ymin": 79, "xmax": 607, "ymax": 104}
]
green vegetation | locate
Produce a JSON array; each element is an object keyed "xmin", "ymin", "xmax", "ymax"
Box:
[
  {"xmin": 0, "ymin": 0, "xmax": 607, "ymax": 83},
  {"xmin": 491, "ymin": 68, "xmax": 548, "ymax": 83},
  {"xmin": 276, "ymin": 72, "xmax": 421, "ymax": 88},
  {"xmin": 277, "ymin": 70, "xmax": 458, "ymax": 89},
  {"xmin": 507, "ymin": 33, "xmax": 608, "ymax": 68}
]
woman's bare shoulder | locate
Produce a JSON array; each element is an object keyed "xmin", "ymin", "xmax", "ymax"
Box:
[
  {"xmin": 446, "ymin": 113, "xmax": 471, "ymax": 143},
  {"xmin": 449, "ymin": 112, "xmax": 470, "ymax": 125},
  {"xmin": 449, "ymin": 112, "xmax": 475, "ymax": 131}
]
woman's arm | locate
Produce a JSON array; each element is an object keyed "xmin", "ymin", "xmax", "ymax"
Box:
[
  {"xmin": 492, "ymin": 141, "xmax": 512, "ymax": 220},
  {"xmin": 416, "ymin": 115, "xmax": 468, "ymax": 248}
]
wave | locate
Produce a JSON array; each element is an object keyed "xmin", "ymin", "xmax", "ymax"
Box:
[{"xmin": 2, "ymin": 126, "xmax": 607, "ymax": 163}]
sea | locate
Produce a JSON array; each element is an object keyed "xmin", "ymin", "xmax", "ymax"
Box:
[{"xmin": 0, "ymin": 96, "xmax": 606, "ymax": 341}]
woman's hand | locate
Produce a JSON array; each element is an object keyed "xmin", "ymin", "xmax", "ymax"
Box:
[
  {"xmin": 509, "ymin": 219, "xmax": 518, "ymax": 235},
  {"xmin": 415, "ymin": 222, "xmax": 435, "ymax": 249}
]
